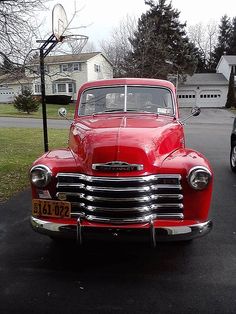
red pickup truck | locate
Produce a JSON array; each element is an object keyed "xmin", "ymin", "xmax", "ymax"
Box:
[{"xmin": 30, "ymin": 78, "xmax": 213, "ymax": 246}]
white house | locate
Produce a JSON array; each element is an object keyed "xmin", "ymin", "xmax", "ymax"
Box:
[
  {"xmin": 216, "ymin": 55, "xmax": 236, "ymax": 80},
  {"xmin": 0, "ymin": 52, "xmax": 113, "ymax": 103},
  {"xmin": 178, "ymin": 55, "xmax": 236, "ymax": 108}
]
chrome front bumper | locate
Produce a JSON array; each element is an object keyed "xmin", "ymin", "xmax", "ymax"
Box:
[{"xmin": 31, "ymin": 216, "xmax": 212, "ymax": 246}]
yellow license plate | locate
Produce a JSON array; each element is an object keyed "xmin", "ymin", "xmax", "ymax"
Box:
[{"xmin": 32, "ymin": 199, "xmax": 71, "ymax": 218}]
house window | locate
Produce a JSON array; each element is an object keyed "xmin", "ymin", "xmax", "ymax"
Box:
[
  {"xmin": 60, "ymin": 63, "xmax": 81, "ymax": 72},
  {"xmin": 22, "ymin": 85, "xmax": 31, "ymax": 93},
  {"xmin": 58, "ymin": 83, "xmax": 66, "ymax": 92},
  {"xmin": 60, "ymin": 64, "xmax": 68, "ymax": 72},
  {"xmin": 29, "ymin": 65, "xmax": 49, "ymax": 74},
  {"xmin": 94, "ymin": 64, "xmax": 101, "ymax": 72},
  {"xmin": 68, "ymin": 83, "xmax": 74, "ymax": 93},
  {"xmin": 34, "ymin": 84, "xmax": 41, "ymax": 94},
  {"xmin": 67, "ymin": 64, "xmax": 73, "ymax": 72},
  {"xmin": 53, "ymin": 81, "xmax": 76, "ymax": 94},
  {"xmin": 29, "ymin": 66, "xmax": 39, "ymax": 74},
  {"xmin": 73, "ymin": 63, "xmax": 81, "ymax": 71}
]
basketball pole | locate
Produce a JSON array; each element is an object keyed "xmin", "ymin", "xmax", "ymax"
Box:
[
  {"xmin": 38, "ymin": 34, "xmax": 58, "ymax": 152},
  {"xmin": 37, "ymin": 3, "xmax": 88, "ymax": 152}
]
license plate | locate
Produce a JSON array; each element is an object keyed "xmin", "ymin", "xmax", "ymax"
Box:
[{"xmin": 32, "ymin": 199, "xmax": 71, "ymax": 218}]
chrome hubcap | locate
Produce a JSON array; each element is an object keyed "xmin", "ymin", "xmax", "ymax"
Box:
[{"xmin": 231, "ymin": 146, "xmax": 236, "ymax": 167}]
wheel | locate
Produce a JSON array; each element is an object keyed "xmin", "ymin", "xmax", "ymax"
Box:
[{"xmin": 230, "ymin": 143, "xmax": 236, "ymax": 172}]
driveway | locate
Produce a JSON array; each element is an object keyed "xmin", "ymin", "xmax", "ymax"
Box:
[
  {"xmin": 180, "ymin": 107, "xmax": 235, "ymax": 124},
  {"xmin": 0, "ymin": 108, "xmax": 236, "ymax": 314}
]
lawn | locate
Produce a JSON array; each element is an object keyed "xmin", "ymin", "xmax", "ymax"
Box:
[
  {"xmin": 0, "ymin": 128, "xmax": 69, "ymax": 202},
  {"xmin": 0, "ymin": 103, "xmax": 76, "ymax": 119}
]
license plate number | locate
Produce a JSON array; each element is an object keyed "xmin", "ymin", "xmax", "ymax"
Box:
[{"xmin": 32, "ymin": 199, "xmax": 71, "ymax": 218}]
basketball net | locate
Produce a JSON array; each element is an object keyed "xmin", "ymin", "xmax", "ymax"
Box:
[{"xmin": 61, "ymin": 34, "xmax": 88, "ymax": 54}]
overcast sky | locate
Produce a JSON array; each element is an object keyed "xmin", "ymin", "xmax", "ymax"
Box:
[{"xmin": 43, "ymin": 0, "xmax": 236, "ymax": 45}]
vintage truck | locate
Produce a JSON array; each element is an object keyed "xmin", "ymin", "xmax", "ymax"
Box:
[
  {"xmin": 230, "ymin": 117, "xmax": 236, "ymax": 172},
  {"xmin": 29, "ymin": 78, "xmax": 213, "ymax": 246}
]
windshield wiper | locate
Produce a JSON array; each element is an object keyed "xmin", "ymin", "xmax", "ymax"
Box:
[{"xmin": 104, "ymin": 109, "xmax": 124, "ymax": 112}]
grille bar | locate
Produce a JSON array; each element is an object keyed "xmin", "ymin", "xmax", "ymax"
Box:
[
  {"xmin": 57, "ymin": 192, "xmax": 183, "ymax": 203},
  {"xmin": 56, "ymin": 173, "xmax": 182, "ymax": 183},
  {"xmin": 84, "ymin": 203, "xmax": 183, "ymax": 212},
  {"xmin": 56, "ymin": 173, "xmax": 184, "ymax": 222},
  {"xmin": 83, "ymin": 213, "xmax": 184, "ymax": 224}
]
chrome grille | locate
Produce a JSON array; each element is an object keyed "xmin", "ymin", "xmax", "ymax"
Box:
[{"xmin": 56, "ymin": 173, "xmax": 184, "ymax": 223}]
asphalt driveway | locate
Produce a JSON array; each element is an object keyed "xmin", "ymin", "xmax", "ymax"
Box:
[{"xmin": 0, "ymin": 108, "xmax": 236, "ymax": 314}]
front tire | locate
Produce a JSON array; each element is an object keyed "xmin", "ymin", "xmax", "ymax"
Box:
[{"xmin": 230, "ymin": 143, "xmax": 236, "ymax": 172}]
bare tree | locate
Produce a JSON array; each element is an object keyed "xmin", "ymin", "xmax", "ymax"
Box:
[
  {"xmin": 188, "ymin": 21, "xmax": 218, "ymax": 71},
  {"xmin": 0, "ymin": 0, "xmax": 49, "ymax": 62},
  {"xmin": 99, "ymin": 15, "xmax": 137, "ymax": 77}
]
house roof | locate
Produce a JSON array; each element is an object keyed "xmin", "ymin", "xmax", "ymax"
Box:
[
  {"xmin": 180, "ymin": 73, "xmax": 228, "ymax": 86},
  {"xmin": 44, "ymin": 52, "xmax": 101, "ymax": 64},
  {"xmin": 28, "ymin": 52, "xmax": 113, "ymax": 66},
  {"xmin": 0, "ymin": 73, "xmax": 33, "ymax": 85},
  {"xmin": 216, "ymin": 54, "xmax": 236, "ymax": 72},
  {"xmin": 220, "ymin": 55, "xmax": 236, "ymax": 65}
]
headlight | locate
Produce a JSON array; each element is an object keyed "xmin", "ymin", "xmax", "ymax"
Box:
[
  {"xmin": 30, "ymin": 165, "xmax": 52, "ymax": 188},
  {"xmin": 187, "ymin": 166, "xmax": 212, "ymax": 190}
]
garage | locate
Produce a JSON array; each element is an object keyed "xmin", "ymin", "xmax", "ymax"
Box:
[
  {"xmin": 177, "ymin": 89, "xmax": 196, "ymax": 107},
  {"xmin": 198, "ymin": 90, "xmax": 223, "ymax": 107},
  {"xmin": 0, "ymin": 87, "xmax": 15, "ymax": 103},
  {"xmin": 178, "ymin": 73, "xmax": 228, "ymax": 108}
]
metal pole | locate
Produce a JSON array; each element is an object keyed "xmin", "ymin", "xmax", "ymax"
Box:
[
  {"xmin": 40, "ymin": 48, "xmax": 48, "ymax": 152},
  {"xmin": 38, "ymin": 34, "xmax": 58, "ymax": 152},
  {"xmin": 176, "ymin": 70, "xmax": 178, "ymax": 93}
]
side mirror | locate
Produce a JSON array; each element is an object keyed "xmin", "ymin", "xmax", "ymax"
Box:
[
  {"xmin": 191, "ymin": 106, "xmax": 201, "ymax": 117},
  {"xmin": 181, "ymin": 106, "xmax": 201, "ymax": 123},
  {"xmin": 58, "ymin": 107, "xmax": 67, "ymax": 118}
]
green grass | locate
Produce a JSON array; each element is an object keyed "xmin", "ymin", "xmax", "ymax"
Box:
[
  {"xmin": 0, "ymin": 103, "xmax": 76, "ymax": 119},
  {"xmin": 0, "ymin": 128, "xmax": 69, "ymax": 202}
]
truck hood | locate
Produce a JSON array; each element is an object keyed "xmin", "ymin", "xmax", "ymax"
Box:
[{"xmin": 69, "ymin": 114, "xmax": 183, "ymax": 174}]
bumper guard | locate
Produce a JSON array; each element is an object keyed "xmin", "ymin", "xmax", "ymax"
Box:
[{"xmin": 31, "ymin": 216, "xmax": 212, "ymax": 247}]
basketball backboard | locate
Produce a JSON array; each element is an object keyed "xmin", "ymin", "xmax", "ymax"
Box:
[{"xmin": 52, "ymin": 3, "xmax": 68, "ymax": 41}]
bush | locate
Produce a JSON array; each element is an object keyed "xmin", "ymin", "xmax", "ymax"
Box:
[
  {"xmin": 14, "ymin": 89, "xmax": 40, "ymax": 114},
  {"xmin": 45, "ymin": 95, "xmax": 72, "ymax": 105}
]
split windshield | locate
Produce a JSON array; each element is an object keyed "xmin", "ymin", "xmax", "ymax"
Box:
[{"xmin": 79, "ymin": 85, "xmax": 174, "ymax": 116}]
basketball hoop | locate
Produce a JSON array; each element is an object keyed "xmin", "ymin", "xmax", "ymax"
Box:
[
  {"xmin": 61, "ymin": 34, "xmax": 89, "ymax": 54},
  {"xmin": 52, "ymin": 4, "xmax": 89, "ymax": 53},
  {"xmin": 52, "ymin": 4, "xmax": 69, "ymax": 41},
  {"xmin": 39, "ymin": 3, "xmax": 89, "ymax": 152}
]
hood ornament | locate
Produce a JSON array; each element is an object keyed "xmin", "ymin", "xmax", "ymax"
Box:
[{"xmin": 92, "ymin": 161, "xmax": 143, "ymax": 172}]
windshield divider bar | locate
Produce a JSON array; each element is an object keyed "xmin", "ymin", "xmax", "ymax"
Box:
[{"xmin": 124, "ymin": 85, "xmax": 127, "ymax": 112}]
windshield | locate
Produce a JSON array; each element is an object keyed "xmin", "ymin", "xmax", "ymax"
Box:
[{"xmin": 79, "ymin": 85, "xmax": 174, "ymax": 116}]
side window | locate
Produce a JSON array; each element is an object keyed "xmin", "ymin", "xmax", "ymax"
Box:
[
  {"xmin": 80, "ymin": 93, "xmax": 96, "ymax": 115},
  {"xmin": 94, "ymin": 64, "xmax": 101, "ymax": 72}
]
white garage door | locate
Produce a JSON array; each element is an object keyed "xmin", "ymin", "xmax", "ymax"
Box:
[
  {"xmin": 198, "ymin": 90, "xmax": 222, "ymax": 107},
  {"xmin": 177, "ymin": 90, "xmax": 196, "ymax": 107},
  {"xmin": 0, "ymin": 88, "xmax": 15, "ymax": 103}
]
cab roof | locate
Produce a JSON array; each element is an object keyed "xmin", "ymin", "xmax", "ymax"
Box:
[{"xmin": 80, "ymin": 78, "xmax": 176, "ymax": 92}]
